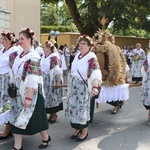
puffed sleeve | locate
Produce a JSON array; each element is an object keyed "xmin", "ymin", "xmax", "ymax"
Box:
[
  {"xmin": 22, "ymin": 57, "xmax": 42, "ymax": 89},
  {"xmin": 87, "ymin": 55, "xmax": 102, "ymax": 92},
  {"xmin": 50, "ymin": 56, "xmax": 62, "ymax": 74},
  {"xmin": 9, "ymin": 51, "xmax": 18, "ymax": 68}
]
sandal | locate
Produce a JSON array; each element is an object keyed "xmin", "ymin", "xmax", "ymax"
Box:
[
  {"xmin": 111, "ymin": 107, "xmax": 118, "ymax": 114},
  {"xmin": 39, "ymin": 135, "xmax": 51, "ymax": 148}
]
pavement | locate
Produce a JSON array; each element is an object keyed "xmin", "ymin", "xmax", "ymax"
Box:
[{"xmin": 0, "ymin": 78, "xmax": 150, "ymax": 150}]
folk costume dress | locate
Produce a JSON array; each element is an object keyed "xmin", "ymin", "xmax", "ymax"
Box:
[
  {"xmin": 65, "ymin": 51, "xmax": 102, "ymax": 129},
  {"xmin": 131, "ymin": 48, "xmax": 146, "ymax": 82},
  {"xmin": 0, "ymin": 46, "xmax": 18, "ymax": 124},
  {"xmin": 9, "ymin": 49, "xmax": 48, "ymax": 135},
  {"xmin": 142, "ymin": 53, "xmax": 150, "ymax": 110},
  {"xmin": 40, "ymin": 52, "xmax": 63, "ymax": 114},
  {"xmin": 58, "ymin": 49, "xmax": 67, "ymax": 71}
]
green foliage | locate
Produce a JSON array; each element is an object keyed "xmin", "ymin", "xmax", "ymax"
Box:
[
  {"xmin": 41, "ymin": 25, "xmax": 78, "ymax": 33},
  {"xmin": 41, "ymin": 0, "xmax": 150, "ymax": 37}
]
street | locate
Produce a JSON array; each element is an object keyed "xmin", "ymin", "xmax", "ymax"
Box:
[{"xmin": 0, "ymin": 86, "xmax": 150, "ymax": 150}]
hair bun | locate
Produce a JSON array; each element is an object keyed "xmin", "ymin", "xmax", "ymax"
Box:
[{"xmin": 21, "ymin": 28, "xmax": 35, "ymax": 38}]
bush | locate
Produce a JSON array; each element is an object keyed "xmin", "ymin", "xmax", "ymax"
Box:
[{"xmin": 41, "ymin": 25, "xmax": 78, "ymax": 33}]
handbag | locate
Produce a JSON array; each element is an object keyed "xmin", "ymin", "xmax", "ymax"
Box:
[
  {"xmin": 7, "ymin": 83, "xmax": 17, "ymax": 98},
  {"xmin": 7, "ymin": 61, "xmax": 24, "ymax": 99},
  {"xmin": 77, "ymin": 69, "xmax": 101, "ymax": 99}
]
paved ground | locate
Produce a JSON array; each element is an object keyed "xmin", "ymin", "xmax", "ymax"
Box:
[{"xmin": 0, "ymin": 84, "xmax": 150, "ymax": 150}]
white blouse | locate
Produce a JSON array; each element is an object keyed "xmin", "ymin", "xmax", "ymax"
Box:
[
  {"xmin": 0, "ymin": 46, "xmax": 18, "ymax": 74},
  {"xmin": 71, "ymin": 52, "xmax": 96, "ymax": 80},
  {"xmin": 40, "ymin": 52, "xmax": 61, "ymax": 75}
]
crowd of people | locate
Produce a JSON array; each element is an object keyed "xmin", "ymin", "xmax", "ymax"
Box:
[{"xmin": 0, "ymin": 28, "xmax": 150, "ymax": 150}]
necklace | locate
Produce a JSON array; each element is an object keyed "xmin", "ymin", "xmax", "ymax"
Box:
[
  {"xmin": 19, "ymin": 51, "xmax": 29, "ymax": 58},
  {"xmin": 78, "ymin": 50, "xmax": 90, "ymax": 59},
  {"xmin": 45, "ymin": 53, "xmax": 51, "ymax": 58}
]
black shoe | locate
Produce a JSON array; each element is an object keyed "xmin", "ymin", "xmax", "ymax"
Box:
[
  {"xmin": 0, "ymin": 132, "xmax": 12, "ymax": 140},
  {"xmin": 76, "ymin": 133, "xmax": 88, "ymax": 142},
  {"xmin": 12, "ymin": 146, "xmax": 23, "ymax": 150},
  {"xmin": 71, "ymin": 130, "xmax": 81, "ymax": 139},
  {"xmin": 39, "ymin": 135, "xmax": 51, "ymax": 148}
]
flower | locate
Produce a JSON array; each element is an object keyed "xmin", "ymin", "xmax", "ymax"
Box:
[
  {"xmin": 1, "ymin": 31, "xmax": 15, "ymax": 42},
  {"xmin": 77, "ymin": 34, "xmax": 93, "ymax": 45}
]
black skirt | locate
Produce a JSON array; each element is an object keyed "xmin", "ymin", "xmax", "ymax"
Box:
[
  {"xmin": 46, "ymin": 103, "xmax": 63, "ymax": 114},
  {"xmin": 132, "ymin": 77, "xmax": 142, "ymax": 81},
  {"xmin": 107, "ymin": 100, "xmax": 123, "ymax": 107},
  {"xmin": 10, "ymin": 93, "xmax": 49, "ymax": 135}
]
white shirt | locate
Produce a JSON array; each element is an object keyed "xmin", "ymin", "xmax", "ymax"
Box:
[
  {"xmin": 0, "ymin": 46, "xmax": 18, "ymax": 74},
  {"xmin": 64, "ymin": 47, "xmax": 70, "ymax": 57},
  {"xmin": 35, "ymin": 46, "xmax": 44, "ymax": 56},
  {"xmin": 40, "ymin": 53, "xmax": 62, "ymax": 75}
]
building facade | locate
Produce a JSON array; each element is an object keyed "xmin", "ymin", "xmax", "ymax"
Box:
[{"xmin": 0, "ymin": 0, "xmax": 40, "ymax": 40}]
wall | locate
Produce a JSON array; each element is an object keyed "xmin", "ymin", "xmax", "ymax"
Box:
[
  {"xmin": 41, "ymin": 33, "xmax": 149, "ymax": 50},
  {"xmin": 0, "ymin": 0, "xmax": 10, "ymax": 33},
  {"xmin": 5, "ymin": 0, "xmax": 41, "ymax": 41}
]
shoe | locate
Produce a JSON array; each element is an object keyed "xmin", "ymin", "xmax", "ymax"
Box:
[
  {"xmin": 50, "ymin": 114, "xmax": 57, "ymax": 123},
  {"xmin": 48, "ymin": 114, "xmax": 52, "ymax": 121},
  {"xmin": 39, "ymin": 135, "xmax": 51, "ymax": 148},
  {"xmin": 76, "ymin": 133, "xmax": 88, "ymax": 142},
  {"xmin": 0, "ymin": 132, "xmax": 12, "ymax": 140},
  {"xmin": 71, "ymin": 130, "xmax": 81, "ymax": 139},
  {"xmin": 12, "ymin": 147, "xmax": 23, "ymax": 150},
  {"xmin": 111, "ymin": 108, "xmax": 118, "ymax": 114}
]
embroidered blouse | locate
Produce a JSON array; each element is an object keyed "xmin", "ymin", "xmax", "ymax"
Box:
[{"xmin": 0, "ymin": 46, "xmax": 18, "ymax": 74}]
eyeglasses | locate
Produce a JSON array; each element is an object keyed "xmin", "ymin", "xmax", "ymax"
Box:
[{"xmin": 79, "ymin": 42, "xmax": 88, "ymax": 45}]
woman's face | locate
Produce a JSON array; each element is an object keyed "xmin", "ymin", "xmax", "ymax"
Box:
[
  {"xmin": 78, "ymin": 40, "xmax": 90, "ymax": 52},
  {"xmin": 42, "ymin": 44, "xmax": 51, "ymax": 54},
  {"xmin": 19, "ymin": 33, "xmax": 31, "ymax": 49},
  {"xmin": 1, "ymin": 36, "xmax": 11, "ymax": 48}
]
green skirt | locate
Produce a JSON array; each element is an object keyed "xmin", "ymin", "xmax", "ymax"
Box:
[
  {"xmin": 11, "ymin": 93, "xmax": 49, "ymax": 135},
  {"xmin": 71, "ymin": 122, "xmax": 89, "ymax": 130}
]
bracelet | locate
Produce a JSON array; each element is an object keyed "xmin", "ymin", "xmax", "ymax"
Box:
[
  {"xmin": 25, "ymin": 97, "xmax": 32, "ymax": 101},
  {"xmin": 92, "ymin": 86, "xmax": 99, "ymax": 91}
]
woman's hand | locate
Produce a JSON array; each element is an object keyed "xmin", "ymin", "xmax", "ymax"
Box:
[
  {"xmin": 92, "ymin": 87, "xmax": 99, "ymax": 96},
  {"xmin": 24, "ymin": 98, "xmax": 32, "ymax": 108},
  {"xmin": 56, "ymin": 82, "xmax": 61, "ymax": 88}
]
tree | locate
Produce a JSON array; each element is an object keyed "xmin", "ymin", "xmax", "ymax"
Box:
[{"xmin": 41, "ymin": 0, "xmax": 150, "ymax": 37}]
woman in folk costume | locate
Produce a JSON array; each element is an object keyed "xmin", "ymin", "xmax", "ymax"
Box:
[
  {"xmin": 40, "ymin": 40, "xmax": 63, "ymax": 123},
  {"xmin": 141, "ymin": 52, "xmax": 150, "ymax": 121},
  {"xmin": 92, "ymin": 29, "xmax": 129, "ymax": 114},
  {"xmin": 9, "ymin": 28, "xmax": 50, "ymax": 150},
  {"xmin": 0, "ymin": 31, "xmax": 18, "ymax": 140},
  {"xmin": 65, "ymin": 35, "xmax": 102, "ymax": 142},
  {"xmin": 131, "ymin": 43, "xmax": 146, "ymax": 84},
  {"xmin": 58, "ymin": 45, "xmax": 67, "ymax": 72}
]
